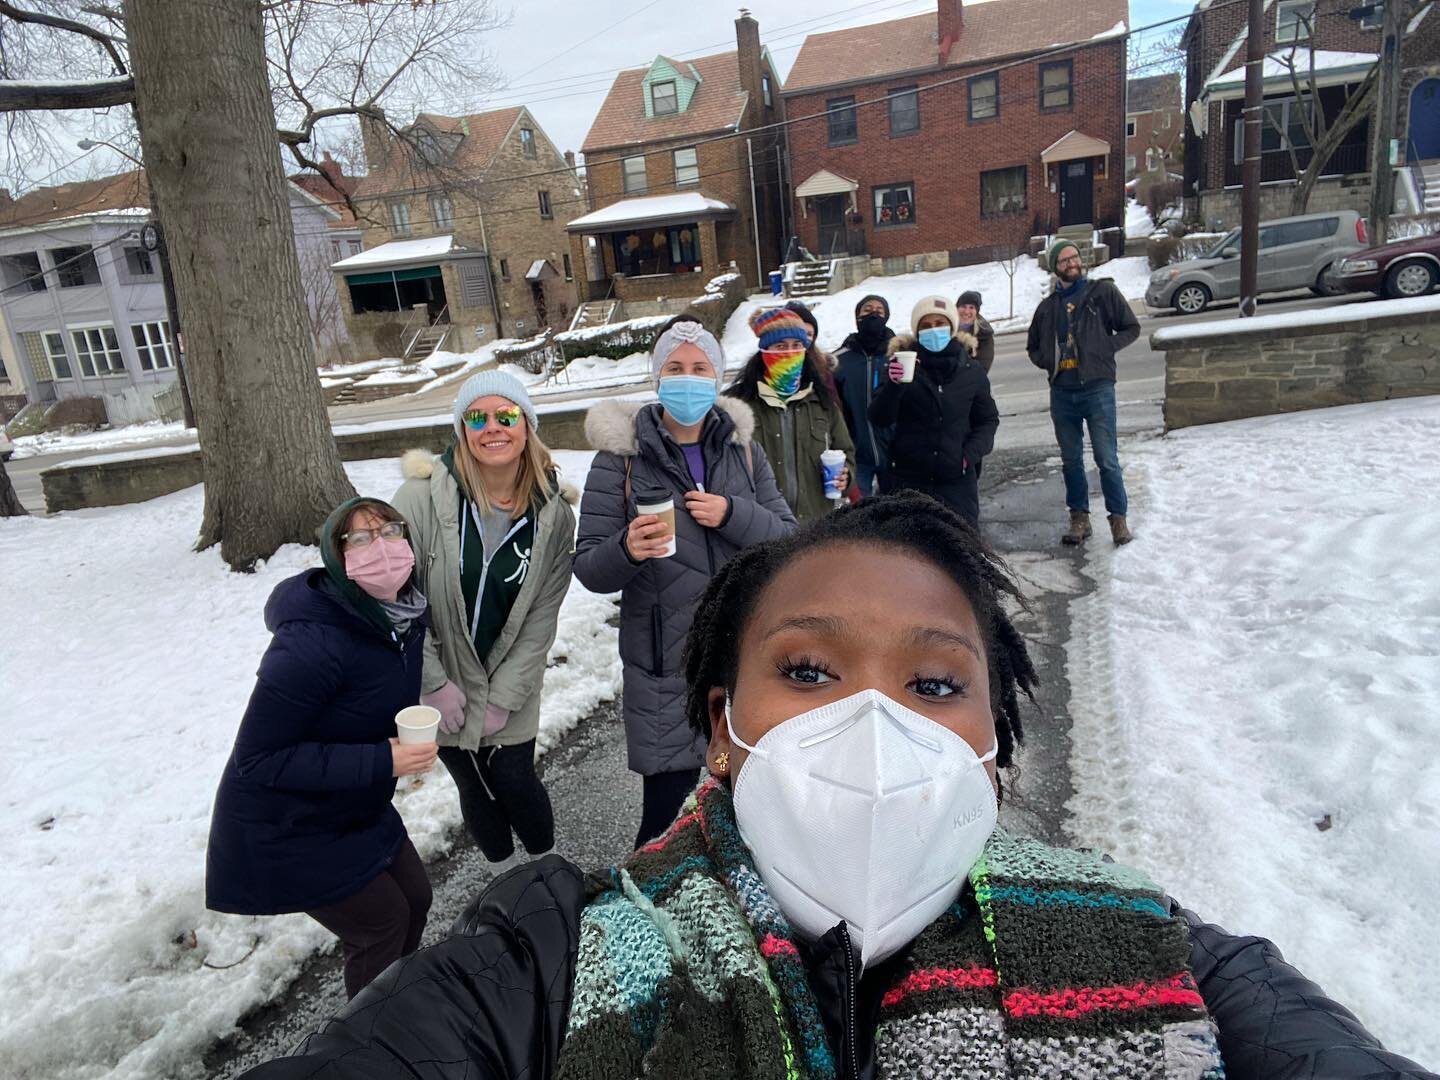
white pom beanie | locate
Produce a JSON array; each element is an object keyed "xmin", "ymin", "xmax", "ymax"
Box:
[{"xmin": 452, "ymin": 370, "xmax": 539, "ymax": 436}]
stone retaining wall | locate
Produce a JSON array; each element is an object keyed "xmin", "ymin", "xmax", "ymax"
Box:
[{"xmin": 1153, "ymin": 296, "xmax": 1440, "ymax": 430}]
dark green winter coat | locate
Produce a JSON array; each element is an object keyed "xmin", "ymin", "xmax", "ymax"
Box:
[{"xmin": 731, "ymin": 382, "xmax": 855, "ymax": 523}]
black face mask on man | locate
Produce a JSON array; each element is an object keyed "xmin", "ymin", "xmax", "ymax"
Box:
[{"xmin": 856, "ymin": 313, "xmax": 889, "ymax": 347}]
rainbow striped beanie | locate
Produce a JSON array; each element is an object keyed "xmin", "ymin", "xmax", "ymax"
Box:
[{"xmin": 749, "ymin": 307, "xmax": 812, "ymax": 352}]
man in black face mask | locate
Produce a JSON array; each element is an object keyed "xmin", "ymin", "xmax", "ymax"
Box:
[{"xmin": 833, "ymin": 294, "xmax": 895, "ymax": 496}]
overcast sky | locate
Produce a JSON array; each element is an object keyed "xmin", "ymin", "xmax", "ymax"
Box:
[{"xmin": 471, "ymin": 0, "xmax": 1184, "ymax": 159}]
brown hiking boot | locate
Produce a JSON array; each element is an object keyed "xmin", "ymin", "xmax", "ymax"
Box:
[
  {"xmin": 1061, "ymin": 511, "xmax": 1092, "ymax": 546},
  {"xmin": 1108, "ymin": 514, "xmax": 1133, "ymax": 546}
]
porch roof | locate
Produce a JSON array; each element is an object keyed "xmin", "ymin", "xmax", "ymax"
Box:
[
  {"xmin": 1041, "ymin": 130, "xmax": 1112, "ymax": 164},
  {"xmin": 566, "ymin": 192, "xmax": 735, "ymax": 234},
  {"xmin": 794, "ymin": 169, "xmax": 858, "ymax": 199},
  {"xmin": 331, "ymin": 234, "xmax": 463, "ymax": 272},
  {"xmin": 1204, "ymin": 51, "xmax": 1377, "ymax": 101}
]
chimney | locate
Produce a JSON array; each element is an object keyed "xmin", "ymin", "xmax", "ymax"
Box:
[
  {"xmin": 318, "ymin": 151, "xmax": 342, "ymax": 185},
  {"xmin": 735, "ymin": 9, "xmax": 765, "ymax": 124},
  {"xmin": 358, "ymin": 106, "xmax": 390, "ymax": 173},
  {"xmin": 938, "ymin": 0, "xmax": 963, "ymax": 64},
  {"xmin": 564, "ymin": 150, "xmax": 576, "ymax": 171}
]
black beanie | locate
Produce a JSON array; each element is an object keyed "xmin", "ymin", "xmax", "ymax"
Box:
[
  {"xmin": 855, "ymin": 293, "xmax": 890, "ymax": 322},
  {"xmin": 957, "ymin": 290, "xmax": 982, "ymax": 311},
  {"xmin": 785, "ymin": 299, "xmax": 819, "ymax": 339}
]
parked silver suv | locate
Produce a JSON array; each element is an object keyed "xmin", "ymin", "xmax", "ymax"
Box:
[{"xmin": 1145, "ymin": 210, "xmax": 1368, "ymax": 315}]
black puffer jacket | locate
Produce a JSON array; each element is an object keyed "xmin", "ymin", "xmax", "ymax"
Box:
[
  {"xmin": 1025, "ymin": 276, "xmax": 1141, "ymax": 384},
  {"xmin": 242, "ymin": 856, "xmax": 1437, "ymax": 1080}
]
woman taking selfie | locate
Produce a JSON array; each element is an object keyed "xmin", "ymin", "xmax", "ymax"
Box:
[{"xmin": 247, "ymin": 495, "xmax": 1433, "ymax": 1078}]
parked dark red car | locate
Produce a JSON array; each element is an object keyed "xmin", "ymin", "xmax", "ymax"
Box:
[{"xmin": 1336, "ymin": 234, "xmax": 1440, "ymax": 299}]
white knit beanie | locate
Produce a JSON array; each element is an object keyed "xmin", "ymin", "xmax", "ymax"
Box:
[
  {"xmin": 452, "ymin": 370, "xmax": 539, "ymax": 436},
  {"xmin": 910, "ymin": 295, "xmax": 959, "ymax": 335}
]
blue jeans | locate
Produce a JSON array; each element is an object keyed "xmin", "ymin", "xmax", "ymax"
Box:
[
  {"xmin": 1050, "ymin": 381, "xmax": 1127, "ymax": 516},
  {"xmin": 855, "ymin": 460, "xmax": 884, "ymax": 497}
]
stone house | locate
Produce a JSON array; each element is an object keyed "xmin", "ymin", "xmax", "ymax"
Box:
[
  {"xmin": 1182, "ymin": 0, "xmax": 1440, "ymax": 227},
  {"xmin": 339, "ymin": 106, "xmax": 580, "ymax": 358},
  {"xmin": 1127, "ymin": 73, "xmax": 1184, "ymax": 186},
  {"xmin": 568, "ymin": 13, "xmax": 787, "ymax": 307},
  {"xmin": 0, "ymin": 169, "xmax": 342, "ymax": 423},
  {"xmin": 781, "ymin": 0, "xmax": 1129, "ymax": 269}
]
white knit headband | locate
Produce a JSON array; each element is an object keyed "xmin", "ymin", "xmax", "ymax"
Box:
[{"xmin": 651, "ymin": 321, "xmax": 725, "ymax": 387}]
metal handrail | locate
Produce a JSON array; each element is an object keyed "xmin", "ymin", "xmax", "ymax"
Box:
[{"xmin": 402, "ymin": 305, "xmax": 449, "ymax": 360}]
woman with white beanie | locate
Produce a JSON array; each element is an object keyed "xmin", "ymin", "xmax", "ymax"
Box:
[{"xmin": 391, "ymin": 370, "xmax": 576, "ymax": 863}]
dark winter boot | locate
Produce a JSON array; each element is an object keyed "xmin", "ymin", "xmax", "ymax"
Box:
[
  {"xmin": 1061, "ymin": 510, "xmax": 1092, "ymax": 546},
  {"xmin": 1108, "ymin": 513, "xmax": 1133, "ymax": 546}
]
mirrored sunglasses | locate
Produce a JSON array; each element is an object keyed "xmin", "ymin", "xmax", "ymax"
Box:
[
  {"xmin": 343, "ymin": 521, "xmax": 406, "ymax": 547},
  {"xmin": 463, "ymin": 406, "xmax": 523, "ymax": 430}
]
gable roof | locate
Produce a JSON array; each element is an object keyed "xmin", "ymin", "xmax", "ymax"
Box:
[
  {"xmin": 582, "ymin": 50, "xmax": 750, "ymax": 155},
  {"xmin": 783, "ymin": 0, "xmax": 1129, "ymax": 95},
  {"xmin": 0, "ymin": 170, "xmax": 149, "ymax": 230},
  {"xmin": 353, "ymin": 105, "xmax": 528, "ymax": 199},
  {"xmin": 1128, "ymin": 73, "xmax": 1181, "ymax": 114}
]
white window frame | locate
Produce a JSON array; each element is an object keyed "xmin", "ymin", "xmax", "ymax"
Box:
[
  {"xmin": 872, "ymin": 182, "xmax": 916, "ymax": 227},
  {"xmin": 130, "ymin": 320, "xmax": 174, "ymax": 371},
  {"xmin": 389, "ymin": 201, "xmax": 412, "ymax": 236},
  {"xmin": 651, "ymin": 80, "xmax": 678, "ymax": 116},
  {"xmin": 1276, "ymin": 0, "xmax": 1314, "ymax": 42},
  {"xmin": 623, "ymin": 155, "xmax": 647, "ymax": 194},
  {"xmin": 1126, "ymin": 117, "xmax": 1138, "ymax": 138},
  {"xmin": 429, "ymin": 195, "xmax": 455, "ymax": 231},
  {"xmin": 673, "ymin": 147, "xmax": 699, "ymax": 187},
  {"xmin": 71, "ymin": 325, "xmax": 125, "ymax": 378},
  {"xmin": 1125, "ymin": 154, "xmax": 1137, "ymax": 173},
  {"xmin": 762, "ymin": 75, "xmax": 773, "ymax": 107}
]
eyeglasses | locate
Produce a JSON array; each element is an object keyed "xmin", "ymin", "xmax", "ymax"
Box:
[
  {"xmin": 1057, "ymin": 255, "xmax": 1083, "ymax": 268},
  {"xmin": 343, "ymin": 521, "xmax": 406, "ymax": 547},
  {"xmin": 462, "ymin": 406, "xmax": 523, "ymax": 430}
]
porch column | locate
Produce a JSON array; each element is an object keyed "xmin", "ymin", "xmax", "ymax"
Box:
[
  {"xmin": 699, "ymin": 221, "xmax": 721, "ymax": 281},
  {"xmin": 568, "ymin": 233, "xmax": 593, "ymax": 302}
]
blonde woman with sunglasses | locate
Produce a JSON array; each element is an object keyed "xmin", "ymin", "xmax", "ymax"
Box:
[{"xmin": 392, "ymin": 372, "xmax": 577, "ymax": 864}]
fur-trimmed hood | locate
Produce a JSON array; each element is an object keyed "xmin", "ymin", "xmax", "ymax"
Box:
[
  {"xmin": 583, "ymin": 396, "xmax": 755, "ymax": 457},
  {"xmin": 399, "ymin": 447, "xmax": 579, "ymax": 504},
  {"xmin": 886, "ymin": 330, "xmax": 980, "ymax": 360}
]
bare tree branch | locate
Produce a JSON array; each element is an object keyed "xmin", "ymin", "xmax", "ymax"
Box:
[
  {"xmin": 0, "ymin": 0, "xmax": 125, "ymax": 72},
  {"xmin": 0, "ymin": 73, "xmax": 133, "ymax": 109}
]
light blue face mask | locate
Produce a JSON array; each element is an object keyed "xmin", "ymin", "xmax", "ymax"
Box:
[
  {"xmin": 657, "ymin": 375, "xmax": 717, "ymax": 426},
  {"xmin": 917, "ymin": 327, "xmax": 952, "ymax": 353}
]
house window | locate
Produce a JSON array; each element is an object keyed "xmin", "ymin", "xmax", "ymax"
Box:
[
  {"xmin": 980, "ymin": 166, "xmax": 1027, "ymax": 216},
  {"xmin": 826, "ymin": 96, "xmax": 858, "ymax": 145},
  {"xmin": 43, "ymin": 331, "xmax": 72, "ymax": 379},
  {"xmin": 430, "ymin": 195, "xmax": 455, "ymax": 230},
  {"xmin": 888, "ymin": 86, "xmax": 920, "ymax": 135},
  {"xmin": 673, "ymin": 147, "xmax": 699, "ymax": 187},
  {"xmin": 1125, "ymin": 154, "xmax": 1137, "ymax": 173},
  {"xmin": 762, "ymin": 75, "xmax": 773, "ymax": 107},
  {"xmin": 1, "ymin": 252, "xmax": 45, "ymax": 293},
  {"xmin": 130, "ymin": 321, "xmax": 174, "ymax": 371},
  {"xmin": 71, "ymin": 326, "xmax": 125, "ymax": 377},
  {"xmin": 1040, "ymin": 61, "xmax": 1073, "ymax": 110},
  {"xmin": 49, "ymin": 245, "xmax": 102, "ymax": 288},
  {"xmin": 1146, "ymin": 147, "xmax": 1160, "ymax": 171},
  {"xmin": 330, "ymin": 239, "xmax": 344, "ymax": 261},
  {"xmin": 538, "ymin": 190, "xmax": 553, "ymax": 218},
  {"xmin": 500, "ymin": 258, "xmax": 511, "ymax": 282},
  {"xmin": 968, "ymin": 74, "xmax": 998, "ymax": 121},
  {"xmin": 563, "ymin": 253, "xmax": 573, "ymax": 280},
  {"xmin": 123, "ymin": 247, "xmax": 155, "ymax": 277},
  {"xmin": 520, "ymin": 127, "xmax": 536, "ymax": 158},
  {"xmin": 389, "ymin": 201, "xmax": 412, "ymax": 236},
  {"xmin": 651, "ymin": 80, "xmax": 678, "ymax": 116},
  {"xmin": 1126, "ymin": 117, "xmax": 1138, "ymax": 138},
  {"xmin": 1359, "ymin": 2, "xmax": 1382, "ymax": 27},
  {"xmin": 1276, "ymin": 0, "xmax": 1314, "ymax": 42},
  {"xmin": 873, "ymin": 183, "xmax": 915, "ymax": 227},
  {"xmin": 623, "ymin": 155, "xmax": 647, "ymax": 194}
]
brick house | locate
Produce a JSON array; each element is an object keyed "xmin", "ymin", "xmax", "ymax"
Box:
[
  {"xmin": 569, "ymin": 13, "xmax": 786, "ymax": 306},
  {"xmin": 781, "ymin": 0, "xmax": 1129, "ymax": 269},
  {"xmin": 1126, "ymin": 73, "xmax": 1184, "ymax": 183},
  {"xmin": 339, "ymin": 106, "xmax": 580, "ymax": 359},
  {"xmin": 1182, "ymin": 0, "xmax": 1440, "ymax": 227}
]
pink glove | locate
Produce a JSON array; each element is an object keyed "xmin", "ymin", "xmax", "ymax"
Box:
[
  {"xmin": 887, "ymin": 360, "xmax": 905, "ymax": 383},
  {"xmin": 482, "ymin": 703, "xmax": 510, "ymax": 737},
  {"xmin": 421, "ymin": 680, "xmax": 467, "ymax": 734}
]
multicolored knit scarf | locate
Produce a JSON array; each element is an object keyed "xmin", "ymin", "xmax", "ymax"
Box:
[
  {"xmin": 761, "ymin": 346, "xmax": 806, "ymax": 402},
  {"xmin": 556, "ymin": 780, "xmax": 1223, "ymax": 1079}
]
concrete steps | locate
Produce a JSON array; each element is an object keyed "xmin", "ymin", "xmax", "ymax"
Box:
[
  {"xmin": 787, "ymin": 261, "xmax": 833, "ymax": 298},
  {"xmin": 1420, "ymin": 161, "xmax": 1440, "ymax": 214},
  {"xmin": 403, "ymin": 325, "xmax": 449, "ymax": 360},
  {"xmin": 569, "ymin": 299, "xmax": 622, "ymax": 331}
]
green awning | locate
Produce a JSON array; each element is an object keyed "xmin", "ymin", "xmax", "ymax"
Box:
[
  {"xmin": 344, "ymin": 265, "xmax": 443, "ymax": 286},
  {"xmin": 394, "ymin": 265, "xmax": 443, "ymax": 282},
  {"xmin": 344, "ymin": 271, "xmax": 395, "ymax": 286}
]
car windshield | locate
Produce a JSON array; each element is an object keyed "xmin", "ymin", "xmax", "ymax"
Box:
[{"xmin": 1207, "ymin": 230, "xmax": 1239, "ymax": 259}]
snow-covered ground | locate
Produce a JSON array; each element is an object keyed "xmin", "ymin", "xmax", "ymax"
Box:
[
  {"xmin": 0, "ymin": 450, "xmax": 619, "ymax": 1080},
  {"xmin": 8, "ymin": 419, "xmax": 188, "ymax": 461},
  {"xmin": 1066, "ymin": 395, "xmax": 1440, "ymax": 1067},
  {"xmin": 1126, "ymin": 198, "xmax": 1155, "ymax": 239}
]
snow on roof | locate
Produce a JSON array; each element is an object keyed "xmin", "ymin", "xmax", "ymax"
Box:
[
  {"xmin": 1151, "ymin": 294, "xmax": 1440, "ymax": 346},
  {"xmin": 1092, "ymin": 19, "xmax": 1128, "ymax": 38},
  {"xmin": 1207, "ymin": 50, "xmax": 1377, "ymax": 89},
  {"xmin": 331, "ymin": 234, "xmax": 456, "ymax": 270},
  {"xmin": 567, "ymin": 192, "xmax": 734, "ymax": 232}
]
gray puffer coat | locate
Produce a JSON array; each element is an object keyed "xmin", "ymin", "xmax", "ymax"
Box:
[{"xmin": 573, "ymin": 397, "xmax": 797, "ymax": 775}]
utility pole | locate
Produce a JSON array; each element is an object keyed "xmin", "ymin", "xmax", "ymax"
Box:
[
  {"xmin": 1239, "ymin": 0, "xmax": 1265, "ymax": 317},
  {"xmin": 1365, "ymin": 0, "xmax": 1405, "ymax": 246}
]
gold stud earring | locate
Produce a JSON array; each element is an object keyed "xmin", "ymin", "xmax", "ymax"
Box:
[{"xmin": 714, "ymin": 751, "xmax": 730, "ymax": 775}]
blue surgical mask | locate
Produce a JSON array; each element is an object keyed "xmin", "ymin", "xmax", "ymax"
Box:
[
  {"xmin": 917, "ymin": 327, "xmax": 952, "ymax": 352},
  {"xmin": 657, "ymin": 375, "xmax": 717, "ymax": 426}
]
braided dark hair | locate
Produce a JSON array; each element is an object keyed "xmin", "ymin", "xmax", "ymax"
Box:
[{"xmin": 681, "ymin": 491, "xmax": 1038, "ymax": 768}]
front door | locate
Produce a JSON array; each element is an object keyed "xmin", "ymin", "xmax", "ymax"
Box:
[
  {"xmin": 1410, "ymin": 78, "xmax": 1440, "ymax": 160},
  {"xmin": 530, "ymin": 281, "xmax": 548, "ymax": 328},
  {"xmin": 1059, "ymin": 160, "xmax": 1093, "ymax": 227},
  {"xmin": 816, "ymin": 195, "xmax": 848, "ymax": 257}
]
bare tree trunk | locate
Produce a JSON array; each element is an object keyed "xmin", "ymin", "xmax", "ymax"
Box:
[
  {"xmin": 123, "ymin": 0, "xmax": 353, "ymax": 570},
  {"xmin": 0, "ymin": 459, "xmax": 28, "ymax": 517}
]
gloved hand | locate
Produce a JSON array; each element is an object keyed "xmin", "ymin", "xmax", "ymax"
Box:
[
  {"xmin": 482, "ymin": 703, "xmax": 510, "ymax": 737},
  {"xmin": 421, "ymin": 680, "xmax": 467, "ymax": 734}
]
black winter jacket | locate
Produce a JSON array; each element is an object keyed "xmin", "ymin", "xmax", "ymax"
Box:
[
  {"xmin": 1026, "ymin": 276, "xmax": 1141, "ymax": 384},
  {"xmin": 832, "ymin": 330, "xmax": 894, "ymax": 474},
  {"xmin": 868, "ymin": 334, "xmax": 999, "ymax": 485},
  {"xmin": 241, "ymin": 856, "xmax": 1437, "ymax": 1079}
]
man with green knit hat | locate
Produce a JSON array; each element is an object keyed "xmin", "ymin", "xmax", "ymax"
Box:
[{"xmin": 1026, "ymin": 238, "xmax": 1141, "ymax": 546}]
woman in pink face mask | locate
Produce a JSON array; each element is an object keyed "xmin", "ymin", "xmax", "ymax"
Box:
[{"xmin": 206, "ymin": 496, "xmax": 436, "ymax": 1000}]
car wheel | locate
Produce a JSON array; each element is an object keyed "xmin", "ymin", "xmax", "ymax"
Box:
[
  {"xmin": 1384, "ymin": 260, "xmax": 1438, "ymax": 299},
  {"xmin": 1173, "ymin": 282, "xmax": 1210, "ymax": 315},
  {"xmin": 1311, "ymin": 264, "xmax": 1345, "ymax": 297}
]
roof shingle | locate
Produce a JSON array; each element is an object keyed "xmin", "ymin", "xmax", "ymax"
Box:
[
  {"xmin": 0, "ymin": 170, "xmax": 149, "ymax": 229},
  {"xmin": 582, "ymin": 50, "xmax": 748, "ymax": 155},
  {"xmin": 353, "ymin": 105, "xmax": 527, "ymax": 199}
]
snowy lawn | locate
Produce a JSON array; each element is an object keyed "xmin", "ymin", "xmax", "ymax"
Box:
[
  {"xmin": 0, "ymin": 450, "xmax": 619, "ymax": 1080},
  {"xmin": 8, "ymin": 419, "xmax": 188, "ymax": 461},
  {"xmin": 1065, "ymin": 395, "xmax": 1440, "ymax": 1067}
]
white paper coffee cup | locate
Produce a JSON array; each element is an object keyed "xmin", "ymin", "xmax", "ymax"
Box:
[
  {"xmin": 820, "ymin": 449, "xmax": 846, "ymax": 499},
  {"xmin": 635, "ymin": 496, "xmax": 677, "ymax": 557},
  {"xmin": 895, "ymin": 351, "xmax": 917, "ymax": 383},
  {"xmin": 395, "ymin": 705, "xmax": 441, "ymax": 745}
]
